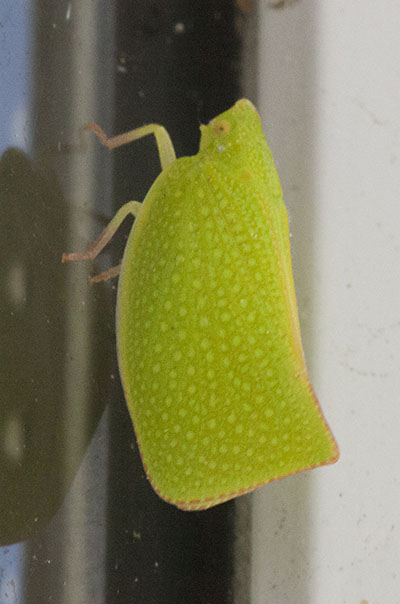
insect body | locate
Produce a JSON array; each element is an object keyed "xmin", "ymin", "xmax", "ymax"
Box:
[{"xmin": 63, "ymin": 99, "xmax": 339, "ymax": 510}]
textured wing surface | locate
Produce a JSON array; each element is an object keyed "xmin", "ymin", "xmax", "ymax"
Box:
[{"xmin": 117, "ymin": 153, "xmax": 338, "ymax": 509}]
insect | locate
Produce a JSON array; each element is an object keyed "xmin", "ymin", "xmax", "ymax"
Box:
[{"xmin": 62, "ymin": 99, "xmax": 339, "ymax": 510}]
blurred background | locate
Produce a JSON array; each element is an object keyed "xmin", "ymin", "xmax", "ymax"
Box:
[{"xmin": 0, "ymin": 1, "xmax": 399, "ymax": 603}]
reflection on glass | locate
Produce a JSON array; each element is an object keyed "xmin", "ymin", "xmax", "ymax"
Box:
[{"xmin": 1, "ymin": 1, "xmax": 245, "ymax": 602}]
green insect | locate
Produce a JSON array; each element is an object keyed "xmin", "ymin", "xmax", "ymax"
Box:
[{"xmin": 63, "ymin": 99, "xmax": 339, "ymax": 510}]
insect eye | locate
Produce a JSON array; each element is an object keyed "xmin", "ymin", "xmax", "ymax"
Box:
[{"xmin": 212, "ymin": 119, "xmax": 231, "ymax": 135}]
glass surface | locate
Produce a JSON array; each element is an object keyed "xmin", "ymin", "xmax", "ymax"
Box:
[
  {"xmin": 0, "ymin": 1, "xmax": 253, "ymax": 602},
  {"xmin": 5, "ymin": 2, "xmax": 396, "ymax": 603}
]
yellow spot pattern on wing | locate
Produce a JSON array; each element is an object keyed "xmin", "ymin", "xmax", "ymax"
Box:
[{"xmin": 117, "ymin": 99, "xmax": 338, "ymax": 509}]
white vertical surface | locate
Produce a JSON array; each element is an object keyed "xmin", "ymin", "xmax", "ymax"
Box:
[{"xmin": 252, "ymin": 2, "xmax": 400, "ymax": 604}]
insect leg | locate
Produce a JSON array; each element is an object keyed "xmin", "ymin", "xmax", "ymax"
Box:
[
  {"xmin": 89, "ymin": 264, "xmax": 122, "ymax": 284},
  {"xmin": 85, "ymin": 122, "xmax": 176, "ymax": 171},
  {"xmin": 62, "ymin": 200, "xmax": 141, "ymax": 265}
]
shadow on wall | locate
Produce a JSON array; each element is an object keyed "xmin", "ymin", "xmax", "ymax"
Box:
[{"xmin": 0, "ymin": 148, "xmax": 116, "ymax": 545}]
